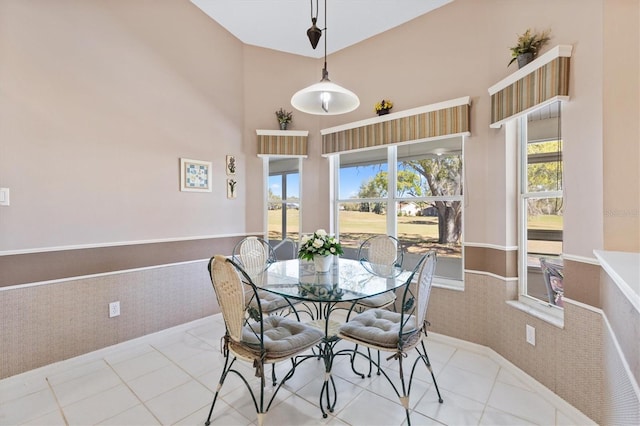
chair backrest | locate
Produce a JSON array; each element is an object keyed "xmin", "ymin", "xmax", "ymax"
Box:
[
  {"xmin": 396, "ymin": 251, "xmax": 437, "ymax": 339},
  {"xmin": 540, "ymin": 257, "xmax": 564, "ymax": 305},
  {"xmin": 415, "ymin": 251, "xmax": 437, "ymax": 327},
  {"xmin": 358, "ymin": 235, "xmax": 404, "ymax": 277},
  {"xmin": 208, "ymin": 255, "xmax": 268, "ymax": 347},
  {"xmin": 232, "ymin": 236, "xmax": 277, "ymax": 278},
  {"xmin": 208, "ymin": 255, "xmax": 248, "ymax": 343}
]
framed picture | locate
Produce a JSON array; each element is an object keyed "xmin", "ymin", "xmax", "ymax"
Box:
[
  {"xmin": 226, "ymin": 155, "xmax": 236, "ymax": 176},
  {"xmin": 180, "ymin": 158, "xmax": 212, "ymax": 192},
  {"xmin": 227, "ymin": 178, "xmax": 237, "ymax": 199}
]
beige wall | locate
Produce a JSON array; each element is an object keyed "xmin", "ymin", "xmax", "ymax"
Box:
[
  {"xmin": 603, "ymin": 0, "xmax": 640, "ymax": 251},
  {"xmin": 0, "ymin": 0, "xmax": 246, "ymax": 251},
  {"xmin": 1, "ymin": 0, "xmax": 639, "ymax": 423}
]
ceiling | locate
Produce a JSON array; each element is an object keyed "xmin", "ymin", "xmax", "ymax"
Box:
[{"xmin": 190, "ymin": 0, "xmax": 454, "ymax": 58}]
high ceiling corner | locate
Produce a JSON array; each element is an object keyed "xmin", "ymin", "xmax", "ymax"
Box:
[{"xmin": 190, "ymin": 0, "xmax": 454, "ymax": 58}]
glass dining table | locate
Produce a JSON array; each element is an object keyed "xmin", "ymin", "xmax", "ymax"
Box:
[{"xmin": 250, "ymin": 256, "xmax": 413, "ymax": 418}]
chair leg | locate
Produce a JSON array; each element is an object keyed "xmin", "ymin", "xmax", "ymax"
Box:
[
  {"xmin": 205, "ymin": 355, "xmax": 234, "ymax": 425},
  {"xmin": 271, "ymin": 364, "xmax": 277, "ymax": 386},
  {"xmin": 348, "ymin": 344, "xmax": 366, "ymax": 378},
  {"xmin": 418, "ymin": 341, "xmax": 443, "ymax": 403}
]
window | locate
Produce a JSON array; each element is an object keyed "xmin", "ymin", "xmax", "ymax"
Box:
[
  {"xmin": 333, "ymin": 137, "xmax": 464, "ymax": 286},
  {"xmin": 267, "ymin": 157, "xmax": 301, "ymax": 245},
  {"xmin": 518, "ymin": 102, "xmax": 564, "ymax": 311}
]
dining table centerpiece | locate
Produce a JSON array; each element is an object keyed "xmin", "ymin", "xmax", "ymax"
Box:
[{"xmin": 298, "ymin": 229, "xmax": 344, "ymax": 273}]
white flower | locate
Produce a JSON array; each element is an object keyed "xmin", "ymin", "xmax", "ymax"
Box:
[
  {"xmin": 316, "ymin": 229, "xmax": 327, "ymax": 237},
  {"xmin": 312, "ymin": 239, "xmax": 324, "ymax": 248},
  {"xmin": 301, "ymin": 235, "xmax": 310, "ymax": 244},
  {"xmin": 330, "ymin": 247, "xmax": 336, "ymax": 253}
]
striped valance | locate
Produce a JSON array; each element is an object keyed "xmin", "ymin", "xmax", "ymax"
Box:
[
  {"xmin": 489, "ymin": 45, "xmax": 572, "ymax": 128},
  {"xmin": 321, "ymin": 97, "xmax": 470, "ymax": 155},
  {"xmin": 256, "ymin": 130, "xmax": 308, "ymax": 156}
]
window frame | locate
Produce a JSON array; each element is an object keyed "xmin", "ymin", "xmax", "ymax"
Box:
[
  {"xmin": 263, "ymin": 156, "xmax": 303, "ymax": 245},
  {"xmin": 330, "ymin": 139, "xmax": 465, "ymax": 288},
  {"xmin": 516, "ymin": 114, "xmax": 564, "ymax": 317}
]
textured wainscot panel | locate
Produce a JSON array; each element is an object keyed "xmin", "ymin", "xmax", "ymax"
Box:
[
  {"xmin": 428, "ymin": 273, "xmax": 488, "ymax": 346},
  {"xmin": 0, "ymin": 261, "xmax": 219, "ymax": 379},
  {"xmin": 428, "ymin": 271, "xmax": 603, "ymax": 424}
]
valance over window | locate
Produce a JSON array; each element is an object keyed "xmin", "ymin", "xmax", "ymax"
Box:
[
  {"xmin": 321, "ymin": 97, "xmax": 470, "ymax": 156},
  {"xmin": 256, "ymin": 130, "xmax": 308, "ymax": 156},
  {"xmin": 489, "ymin": 45, "xmax": 572, "ymax": 128}
]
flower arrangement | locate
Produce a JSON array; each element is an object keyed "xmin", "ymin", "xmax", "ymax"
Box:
[
  {"xmin": 275, "ymin": 108, "xmax": 293, "ymax": 124},
  {"xmin": 298, "ymin": 229, "xmax": 344, "ymax": 261},
  {"xmin": 374, "ymin": 99, "xmax": 393, "ymax": 113},
  {"xmin": 508, "ymin": 28, "xmax": 551, "ymax": 67}
]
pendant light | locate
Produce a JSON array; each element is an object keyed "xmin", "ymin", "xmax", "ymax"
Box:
[{"xmin": 291, "ymin": 0, "xmax": 360, "ymax": 115}]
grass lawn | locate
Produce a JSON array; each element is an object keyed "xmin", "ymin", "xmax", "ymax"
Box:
[{"xmin": 268, "ymin": 210, "xmax": 562, "ymax": 258}]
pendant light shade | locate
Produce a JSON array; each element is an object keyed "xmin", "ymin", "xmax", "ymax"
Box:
[
  {"xmin": 291, "ymin": 0, "xmax": 359, "ymax": 115},
  {"xmin": 291, "ymin": 74, "xmax": 360, "ymax": 115}
]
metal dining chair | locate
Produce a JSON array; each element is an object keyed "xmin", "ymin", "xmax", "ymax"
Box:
[
  {"xmin": 349, "ymin": 235, "xmax": 405, "ymax": 376},
  {"xmin": 232, "ymin": 236, "xmax": 297, "ymax": 316},
  {"xmin": 540, "ymin": 257, "xmax": 564, "ymax": 307},
  {"xmin": 337, "ymin": 251, "xmax": 443, "ymax": 425},
  {"xmin": 205, "ymin": 255, "xmax": 324, "ymax": 426}
]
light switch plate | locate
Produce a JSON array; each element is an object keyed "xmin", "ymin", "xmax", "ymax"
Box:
[{"xmin": 0, "ymin": 188, "xmax": 9, "ymax": 206}]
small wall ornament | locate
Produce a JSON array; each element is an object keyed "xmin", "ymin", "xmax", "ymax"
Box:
[
  {"xmin": 226, "ymin": 155, "xmax": 236, "ymax": 175},
  {"xmin": 180, "ymin": 158, "xmax": 212, "ymax": 192},
  {"xmin": 227, "ymin": 178, "xmax": 237, "ymax": 199}
]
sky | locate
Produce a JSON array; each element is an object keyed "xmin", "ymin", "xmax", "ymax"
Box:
[{"xmin": 270, "ymin": 164, "xmax": 383, "ymax": 200}]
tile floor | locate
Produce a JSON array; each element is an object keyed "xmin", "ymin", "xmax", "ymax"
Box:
[{"xmin": 0, "ymin": 313, "xmax": 594, "ymax": 426}]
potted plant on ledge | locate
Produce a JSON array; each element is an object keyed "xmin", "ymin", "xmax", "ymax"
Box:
[
  {"xmin": 374, "ymin": 99, "xmax": 393, "ymax": 116},
  {"xmin": 508, "ymin": 28, "xmax": 551, "ymax": 69},
  {"xmin": 275, "ymin": 108, "xmax": 293, "ymax": 130}
]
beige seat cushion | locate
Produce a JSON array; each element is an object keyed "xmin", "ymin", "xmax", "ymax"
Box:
[
  {"xmin": 338, "ymin": 309, "xmax": 417, "ymax": 349},
  {"xmin": 241, "ymin": 316, "xmax": 324, "ymax": 358},
  {"xmin": 247, "ymin": 289, "xmax": 291, "ymax": 313},
  {"xmin": 355, "ymin": 291, "xmax": 396, "ymax": 308}
]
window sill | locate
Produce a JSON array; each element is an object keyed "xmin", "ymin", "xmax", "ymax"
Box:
[
  {"xmin": 433, "ymin": 278, "xmax": 464, "ymax": 292},
  {"xmin": 506, "ymin": 300, "xmax": 564, "ymax": 329}
]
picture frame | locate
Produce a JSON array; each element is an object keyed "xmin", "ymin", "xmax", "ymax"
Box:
[
  {"xmin": 226, "ymin": 155, "xmax": 236, "ymax": 176},
  {"xmin": 227, "ymin": 178, "xmax": 237, "ymax": 199},
  {"xmin": 180, "ymin": 158, "xmax": 212, "ymax": 192}
]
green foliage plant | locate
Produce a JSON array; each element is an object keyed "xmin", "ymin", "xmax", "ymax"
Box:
[
  {"xmin": 508, "ymin": 28, "xmax": 551, "ymax": 67},
  {"xmin": 275, "ymin": 108, "xmax": 293, "ymax": 124}
]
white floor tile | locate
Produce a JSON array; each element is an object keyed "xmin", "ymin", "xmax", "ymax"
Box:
[
  {"xmin": 127, "ymin": 363, "xmax": 192, "ymax": 402},
  {"xmin": 109, "ymin": 348, "xmax": 172, "ymax": 382},
  {"xmin": 0, "ymin": 314, "xmax": 594, "ymax": 426},
  {"xmin": 447, "ymin": 349, "xmax": 500, "ymax": 380},
  {"xmin": 145, "ymin": 380, "xmax": 213, "ymax": 425},
  {"xmin": 479, "ymin": 406, "xmax": 536, "ymax": 425},
  {"xmin": 180, "ymin": 399, "xmax": 252, "ymax": 426},
  {"xmin": 335, "ymin": 389, "xmax": 407, "ymax": 426},
  {"xmin": 0, "ymin": 388, "xmax": 59, "ymax": 425},
  {"xmin": 487, "ymin": 381, "xmax": 556, "ymax": 425},
  {"xmin": 414, "ymin": 389, "xmax": 484, "ymax": 425},
  {"xmin": 22, "ymin": 408, "xmax": 67, "ymax": 426},
  {"xmin": 98, "ymin": 404, "xmax": 160, "ymax": 425},
  {"xmin": 0, "ymin": 374, "xmax": 49, "ymax": 404},
  {"xmin": 436, "ymin": 364, "xmax": 496, "ymax": 404},
  {"xmin": 49, "ymin": 365, "xmax": 123, "ymax": 407},
  {"xmin": 495, "ymin": 367, "xmax": 533, "ymax": 391},
  {"xmin": 153, "ymin": 334, "xmax": 215, "ymax": 363},
  {"xmin": 62, "ymin": 384, "xmax": 139, "ymax": 425}
]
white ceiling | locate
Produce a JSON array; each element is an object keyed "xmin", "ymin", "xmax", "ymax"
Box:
[{"xmin": 190, "ymin": 0, "xmax": 454, "ymax": 58}]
